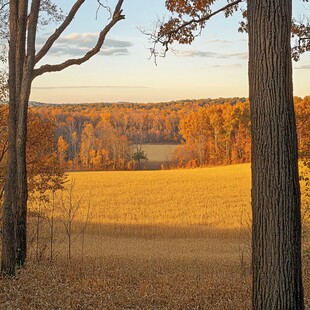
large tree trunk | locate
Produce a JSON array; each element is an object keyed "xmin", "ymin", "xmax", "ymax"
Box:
[{"xmin": 248, "ymin": 0, "xmax": 304, "ymax": 309}]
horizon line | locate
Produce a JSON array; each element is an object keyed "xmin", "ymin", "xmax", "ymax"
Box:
[{"xmin": 32, "ymin": 85, "xmax": 150, "ymax": 90}]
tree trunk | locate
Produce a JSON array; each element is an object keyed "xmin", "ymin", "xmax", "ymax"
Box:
[
  {"xmin": 16, "ymin": 0, "xmax": 41, "ymax": 267},
  {"xmin": 248, "ymin": 0, "xmax": 304, "ymax": 309},
  {"xmin": 15, "ymin": 83, "xmax": 31, "ymax": 268},
  {"xmin": 2, "ymin": 107, "xmax": 17, "ymax": 276},
  {"xmin": 1, "ymin": 0, "xmax": 19, "ymax": 277},
  {"xmin": 1, "ymin": 95, "xmax": 18, "ymax": 277},
  {"xmin": 2, "ymin": 0, "xmax": 38, "ymax": 274}
]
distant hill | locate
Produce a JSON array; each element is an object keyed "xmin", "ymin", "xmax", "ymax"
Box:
[
  {"xmin": 29, "ymin": 101, "xmax": 59, "ymax": 107},
  {"xmin": 28, "ymin": 97, "xmax": 248, "ymax": 110}
]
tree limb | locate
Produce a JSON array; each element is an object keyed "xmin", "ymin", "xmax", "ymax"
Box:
[
  {"xmin": 35, "ymin": 0, "xmax": 85, "ymax": 64},
  {"xmin": 33, "ymin": 0, "xmax": 124, "ymax": 79},
  {"xmin": 144, "ymin": 0, "xmax": 243, "ymax": 64},
  {"xmin": 0, "ymin": 1, "xmax": 9, "ymax": 12},
  {"xmin": 96, "ymin": 0, "xmax": 111, "ymax": 20},
  {"xmin": 113, "ymin": 0, "xmax": 123, "ymax": 18},
  {"xmin": 19, "ymin": 0, "xmax": 41, "ymax": 109},
  {"xmin": 158, "ymin": 0, "xmax": 243, "ymax": 51},
  {"xmin": 27, "ymin": 0, "xmax": 43, "ymax": 60}
]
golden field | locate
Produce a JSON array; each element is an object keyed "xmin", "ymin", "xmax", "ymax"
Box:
[
  {"xmin": 67, "ymin": 163, "xmax": 252, "ymax": 229},
  {"xmin": 1, "ymin": 163, "xmax": 310, "ymax": 309}
]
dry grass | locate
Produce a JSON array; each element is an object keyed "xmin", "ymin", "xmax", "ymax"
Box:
[
  {"xmin": 1, "ymin": 163, "xmax": 310, "ymax": 309},
  {"xmin": 0, "ymin": 256, "xmax": 252, "ymax": 309},
  {"xmin": 67, "ymin": 164, "xmax": 252, "ymax": 230},
  {"xmin": 2, "ymin": 237, "xmax": 310, "ymax": 309},
  {"xmin": 139, "ymin": 144, "xmax": 179, "ymax": 162}
]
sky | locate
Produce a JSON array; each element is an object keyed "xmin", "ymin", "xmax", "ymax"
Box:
[{"xmin": 29, "ymin": 0, "xmax": 310, "ymax": 104}]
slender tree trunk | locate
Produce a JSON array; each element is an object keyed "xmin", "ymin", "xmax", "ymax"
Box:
[
  {"xmin": 11, "ymin": 0, "xmax": 29, "ymax": 269},
  {"xmin": 35, "ymin": 203, "xmax": 40, "ymax": 262},
  {"xmin": 50, "ymin": 191, "xmax": 55, "ymax": 262},
  {"xmin": 2, "ymin": 113, "xmax": 17, "ymax": 276},
  {"xmin": 1, "ymin": 0, "xmax": 18, "ymax": 277},
  {"xmin": 15, "ymin": 0, "xmax": 40, "ymax": 267},
  {"xmin": 15, "ymin": 84, "xmax": 31, "ymax": 267},
  {"xmin": 248, "ymin": 1, "xmax": 304, "ymax": 309}
]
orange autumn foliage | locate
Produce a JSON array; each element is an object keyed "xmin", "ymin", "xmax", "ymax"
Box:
[
  {"xmin": 28, "ymin": 96, "xmax": 309, "ymax": 170},
  {"xmin": 0, "ymin": 107, "xmax": 65, "ymax": 203}
]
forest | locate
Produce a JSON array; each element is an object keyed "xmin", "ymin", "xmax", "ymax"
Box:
[{"xmin": 1, "ymin": 96, "xmax": 308, "ymax": 174}]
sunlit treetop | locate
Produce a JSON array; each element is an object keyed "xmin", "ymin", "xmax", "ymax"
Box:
[{"xmin": 148, "ymin": 0, "xmax": 309, "ymax": 62}]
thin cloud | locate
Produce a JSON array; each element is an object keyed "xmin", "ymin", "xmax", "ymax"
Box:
[
  {"xmin": 207, "ymin": 39, "xmax": 232, "ymax": 44},
  {"xmin": 32, "ymin": 85, "xmax": 149, "ymax": 90},
  {"xmin": 209, "ymin": 63, "xmax": 243, "ymax": 68},
  {"xmin": 55, "ymin": 33, "xmax": 132, "ymax": 48},
  {"xmin": 294, "ymin": 64, "xmax": 310, "ymax": 69},
  {"xmin": 228, "ymin": 52, "xmax": 248, "ymax": 60},
  {"xmin": 180, "ymin": 50, "xmax": 219, "ymax": 58},
  {"xmin": 36, "ymin": 33, "xmax": 132, "ymax": 57},
  {"xmin": 100, "ymin": 48, "xmax": 129, "ymax": 56},
  {"xmin": 206, "ymin": 38, "xmax": 247, "ymax": 44},
  {"xmin": 179, "ymin": 50, "xmax": 248, "ymax": 59}
]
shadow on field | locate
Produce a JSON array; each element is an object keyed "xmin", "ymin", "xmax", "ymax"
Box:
[{"xmin": 84, "ymin": 222, "xmax": 244, "ymax": 239}]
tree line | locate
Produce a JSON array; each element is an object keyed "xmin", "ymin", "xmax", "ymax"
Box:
[
  {"xmin": 18, "ymin": 96, "xmax": 309, "ymax": 170},
  {"xmin": 1, "ymin": 95, "xmax": 308, "ymax": 175}
]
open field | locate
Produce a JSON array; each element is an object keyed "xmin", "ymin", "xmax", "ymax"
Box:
[
  {"xmin": 135, "ymin": 144, "xmax": 180, "ymax": 169},
  {"xmin": 65, "ymin": 164, "xmax": 252, "ymax": 229},
  {"xmin": 139, "ymin": 144, "xmax": 179, "ymax": 162},
  {"xmin": 1, "ymin": 164, "xmax": 310, "ymax": 309}
]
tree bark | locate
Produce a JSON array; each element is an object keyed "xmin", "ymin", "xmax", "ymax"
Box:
[
  {"xmin": 15, "ymin": 0, "xmax": 41, "ymax": 267},
  {"xmin": 248, "ymin": 0, "xmax": 304, "ymax": 309},
  {"xmin": 1, "ymin": 0, "xmax": 18, "ymax": 277}
]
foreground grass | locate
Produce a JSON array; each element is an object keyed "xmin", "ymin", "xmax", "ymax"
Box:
[
  {"xmin": 1, "ymin": 236, "xmax": 309, "ymax": 309},
  {"xmin": 1, "ymin": 256, "xmax": 252, "ymax": 309}
]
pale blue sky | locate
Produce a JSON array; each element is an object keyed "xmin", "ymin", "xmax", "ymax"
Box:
[{"xmin": 30, "ymin": 0, "xmax": 310, "ymax": 103}]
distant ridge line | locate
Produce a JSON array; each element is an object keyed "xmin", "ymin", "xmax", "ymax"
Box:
[{"xmin": 28, "ymin": 97, "xmax": 248, "ymax": 107}]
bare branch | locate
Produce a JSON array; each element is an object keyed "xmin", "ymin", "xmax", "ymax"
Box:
[
  {"xmin": 113, "ymin": 0, "xmax": 123, "ymax": 18},
  {"xmin": 146, "ymin": 0, "xmax": 243, "ymax": 63},
  {"xmin": 0, "ymin": 1, "xmax": 9, "ymax": 12},
  {"xmin": 161, "ymin": 0, "xmax": 242, "ymax": 47},
  {"xmin": 96, "ymin": 0, "xmax": 111, "ymax": 20},
  {"xmin": 35, "ymin": 0, "xmax": 85, "ymax": 64},
  {"xmin": 33, "ymin": 0, "xmax": 125, "ymax": 79}
]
